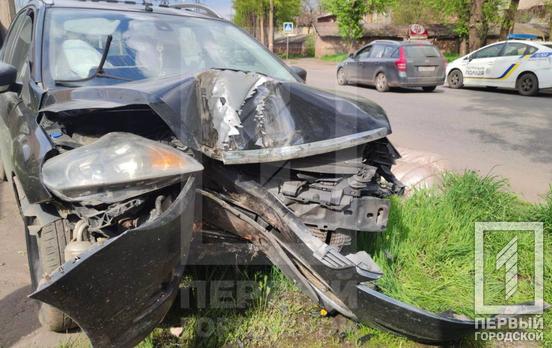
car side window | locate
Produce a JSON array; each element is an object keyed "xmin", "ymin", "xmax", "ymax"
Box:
[
  {"xmin": 356, "ymin": 46, "xmax": 372, "ymax": 59},
  {"xmin": 502, "ymin": 43, "xmax": 530, "ymax": 57},
  {"xmin": 383, "ymin": 46, "xmax": 395, "ymax": 58},
  {"xmin": 472, "ymin": 44, "xmax": 505, "ymax": 59},
  {"xmin": 370, "ymin": 45, "xmax": 386, "ymax": 59},
  {"xmin": 526, "ymin": 45, "xmax": 538, "ymax": 55},
  {"xmin": 1, "ymin": 12, "xmax": 27, "ymax": 62},
  {"xmin": 3, "ymin": 13, "xmax": 33, "ymax": 82}
]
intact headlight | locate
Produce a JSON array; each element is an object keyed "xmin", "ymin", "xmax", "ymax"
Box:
[{"xmin": 42, "ymin": 132, "xmax": 203, "ymax": 205}]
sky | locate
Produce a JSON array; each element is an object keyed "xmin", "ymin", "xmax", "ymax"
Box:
[{"xmin": 201, "ymin": 0, "xmax": 233, "ymax": 19}]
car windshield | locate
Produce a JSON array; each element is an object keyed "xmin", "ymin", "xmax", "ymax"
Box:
[
  {"xmin": 43, "ymin": 8, "xmax": 296, "ymax": 86},
  {"xmin": 404, "ymin": 45, "xmax": 441, "ymax": 58},
  {"xmin": 545, "ymin": 44, "xmax": 552, "ymax": 49}
]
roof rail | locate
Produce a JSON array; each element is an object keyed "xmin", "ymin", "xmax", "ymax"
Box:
[{"xmin": 170, "ymin": 3, "xmax": 223, "ymax": 19}]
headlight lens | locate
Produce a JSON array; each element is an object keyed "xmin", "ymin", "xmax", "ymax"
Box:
[{"xmin": 42, "ymin": 132, "xmax": 203, "ymax": 205}]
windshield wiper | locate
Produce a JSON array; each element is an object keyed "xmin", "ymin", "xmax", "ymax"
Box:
[{"xmin": 55, "ymin": 35, "xmax": 132, "ymax": 87}]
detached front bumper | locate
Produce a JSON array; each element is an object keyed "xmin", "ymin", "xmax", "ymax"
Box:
[
  {"xmin": 31, "ymin": 176, "xmax": 198, "ymax": 348},
  {"xmin": 199, "ymin": 164, "xmax": 480, "ymax": 345}
]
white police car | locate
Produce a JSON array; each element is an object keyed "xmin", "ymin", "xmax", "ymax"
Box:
[{"xmin": 447, "ymin": 40, "xmax": 552, "ymax": 96}]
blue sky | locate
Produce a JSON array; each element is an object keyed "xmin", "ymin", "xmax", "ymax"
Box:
[{"xmin": 202, "ymin": 0, "xmax": 233, "ymax": 19}]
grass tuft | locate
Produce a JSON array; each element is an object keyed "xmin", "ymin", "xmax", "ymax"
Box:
[{"xmin": 320, "ymin": 53, "xmax": 348, "ymax": 63}]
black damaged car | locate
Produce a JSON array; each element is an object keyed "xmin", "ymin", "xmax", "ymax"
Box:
[{"xmin": 0, "ymin": 1, "xmax": 478, "ymax": 346}]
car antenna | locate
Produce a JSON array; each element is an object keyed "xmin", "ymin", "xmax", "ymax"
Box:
[{"xmin": 143, "ymin": 1, "xmax": 153, "ymax": 12}]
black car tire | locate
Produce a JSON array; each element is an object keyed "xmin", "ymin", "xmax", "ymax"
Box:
[
  {"xmin": 337, "ymin": 68, "xmax": 347, "ymax": 86},
  {"xmin": 422, "ymin": 86, "xmax": 437, "ymax": 92},
  {"xmin": 516, "ymin": 73, "xmax": 539, "ymax": 96},
  {"xmin": 35, "ymin": 220, "xmax": 77, "ymax": 332},
  {"xmin": 447, "ymin": 70, "xmax": 463, "ymax": 89},
  {"xmin": 375, "ymin": 73, "xmax": 389, "ymax": 92},
  {"xmin": 20, "ymin": 195, "xmax": 77, "ymax": 333},
  {"xmin": 13, "ymin": 177, "xmax": 76, "ymax": 332}
]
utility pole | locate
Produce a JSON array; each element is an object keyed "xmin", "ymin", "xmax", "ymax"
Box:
[
  {"xmin": 0, "ymin": 0, "xmax": 17, "ymax": 39},
  {"xmin": 268, "ymin": 0, "xmax": 274, "ymax": 52}
]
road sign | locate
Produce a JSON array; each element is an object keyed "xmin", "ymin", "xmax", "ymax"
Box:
[{"xmin": 283, "ymin": 22, "xmax": 294, "ymax": 34}]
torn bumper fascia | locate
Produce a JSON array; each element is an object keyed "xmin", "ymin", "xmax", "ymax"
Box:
[
  {"xmin": 30, "ymin": 176, "xmax": 198, "ymax": 348},
  {"xmin": 202, "ymin": 165, "xmax": 478, "ymax": 344}
]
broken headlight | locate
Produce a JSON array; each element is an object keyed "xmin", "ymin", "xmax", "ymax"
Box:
[{"xmin": 42, "ymin": 132, "xmax": 203, "ymax": 205}]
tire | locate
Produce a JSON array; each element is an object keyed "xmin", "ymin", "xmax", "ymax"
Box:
[
  {"xmin": 516, "ymin": 73, "xmax": 539, "ymax": 96},
  {"xmin": 375, "ymin": 73, "xmax": 390, "ymax": 92},
  {"xmin": 22, "ymin": 207, "xmax": 77, "ymax": 332},
  {"xmin": 36, "ymin": 220, "xmax": 77, "ymax": 332},
  {"xmin": 422, "ymin": 86, "xmax": 437, "ymax": 92},
  {"xmin": 337, "ymin": 68, "xmax": 347, "ymax": 86},
  {"xmin": 13, "ymin": 178, "xmax": 76, "ymax": 332},
  {"xmin": 447, "ymin": 69, "xmax": 464, "ymax": 89}
]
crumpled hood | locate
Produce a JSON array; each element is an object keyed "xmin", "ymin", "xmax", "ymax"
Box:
[{"xmin": 41, "ymin": 70, "xmax": 391, "ymax": 164}]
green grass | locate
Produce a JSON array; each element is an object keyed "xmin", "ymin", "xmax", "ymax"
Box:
[
  {"xmin": 320, "ymin": 53, "xmax": 348, "ymax": 63},
  {"xmin": 61, "ymin": 172, "xmax": 552, "ymax": 347},
  {"xmin": 445, "ymin": 52, "xmax": 461, "ymax": 62}
]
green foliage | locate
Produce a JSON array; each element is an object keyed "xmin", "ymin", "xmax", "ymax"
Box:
[
  {"xmin": 390, "ymin": 0, "xmax": 445, "ymax": 25},
  {"xmin": 274, "ymin": 0, "xmax": 302, "ymax": 26},
  {"xmin": 321, "ymin": 0, "xmax": 387, "ymax": 47},
  {"xmin": 233, "ymin": 0, "xmax": 301, "ymax": 29}
]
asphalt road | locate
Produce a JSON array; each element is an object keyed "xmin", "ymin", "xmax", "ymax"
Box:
[{"xmin": 292, "ymin": 58, "xmax": 552, "ymax": 202}]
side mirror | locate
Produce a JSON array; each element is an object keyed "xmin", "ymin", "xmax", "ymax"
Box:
[
  {"xmin": 349, "ymin": 53, "xmax": 355, "ymax": 59},
  {"xmin": 290, "ymin": 66, "xmax": 307, "ymax": 82},
  {"xmin": 0, "ymin": 62, "xmax": 17, "ymax": 93}
]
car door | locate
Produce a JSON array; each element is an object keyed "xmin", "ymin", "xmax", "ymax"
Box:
[
  {"xmin": 363, "ymin": 44, "xmax": 386, "ymax": 83},
  {"xmin": 464, "ymin": 43, "xmax": 505, "ymax": 86},
  {"xmin": 0, "ymin": 8, "xmax": 51, "ymax": 200},
  {"xmin": 491, "ymin": 42, "xmax": 538, "ymax": 87},
  {"xmin": 348, "ymin": 45, "xmax": 372, "ymax": 82}
]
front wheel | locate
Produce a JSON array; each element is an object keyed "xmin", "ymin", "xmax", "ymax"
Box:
[
  {"xmin": 517, "ymin": 73, "xmax": 539, "ymax": 96},
  {"xmin": 375, "ymin": 73, "xmax": 390, "ymax": 92},
  {"xmin": 447, "ymin": 70, "xmax": 464, "ymax": 89},
  {"xmin": 422, "ymin": 86, "xmax": 437, "ymax": 92},
  {"xmin": 35, "ymin": 220, "xmax": 77, "ymax": 331},
  {"xmin": 337, "ymin": 68, "xmax": 347, "ymax": 86}
]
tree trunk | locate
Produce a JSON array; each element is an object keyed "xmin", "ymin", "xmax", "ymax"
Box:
[
  {"xmin": 256, "ymin": 15, "xmax": 262, "ymax": 42},
  {"xmin": 500, "ymin": 0, "xmax": 520, "ymax": 39},
  {"xmin": 468, "ymin": 0, "xmax": 485, "ymax": 51},
  {"xmin": 268, "ymin": 0, "xmax": 274, "ymax": 52},
  {"xmin": 260, "ymin": 11, "xmax": 266, "ymax": 46},
  {"xmin": 460, "ymin": 38, "xmax": 468, "ymax": 56},
  {"xmin": 549, "ymin": 12, "xmax": 552, "ymax": 40}
]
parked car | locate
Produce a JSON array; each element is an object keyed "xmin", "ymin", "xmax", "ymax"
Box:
[
  {"xmin": 337, "ymin": 40, "xmax": 447, "ymax": 92},
  {"xmin": 447, "ymin": 40, "xmax": 552, "ymax": 96},
  {"xmin": 0, "ymin": 1, "xmax": 480, "ymax": 346}
]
